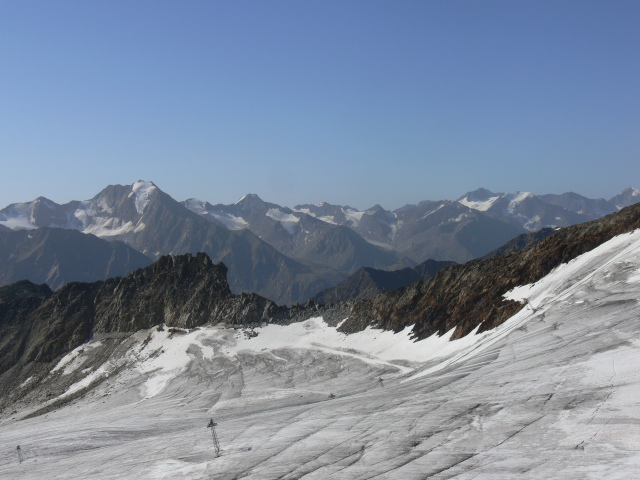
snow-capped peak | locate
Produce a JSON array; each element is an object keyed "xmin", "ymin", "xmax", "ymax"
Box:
[
  {"xmin": 235, "ymin": 193, "xmax": 263, "ymax": 205},
  {"xmin": 129, "ymin": 181, "xmax": 157, "ymax": 214},
  {"xmin": 459, "ymin": 195, "xmax": 501, "ymax": 212},
  {"xmin": 182, "ymin": 198, "xmax": 208, "ymax": 215},
  {"xmin": 457, "ymin": 188, "xmax": 503, "ymax": 212},
  {"xmin": 507, "ymin": 191, "xmax": 533, "ymax": 213}
]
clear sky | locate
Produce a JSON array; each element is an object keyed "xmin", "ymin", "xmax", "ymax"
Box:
[{"xmin": 1, "ymin": 1, "xmax": 638, "ymax": 210}]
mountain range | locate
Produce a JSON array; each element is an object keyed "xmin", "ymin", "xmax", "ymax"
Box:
[
  {"xmin": 1, "ymin": 201, "xmax": 640, "ymax": 477},
  {"xmin": 0, "ymin": 181, "xmax": 638, "ymax": 305}
]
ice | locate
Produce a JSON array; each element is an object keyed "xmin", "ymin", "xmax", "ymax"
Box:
[
  {"xmin": 0, "ymin": 201, "xmax": 38, "ymax": 230},
  {"xmin": 265, "ymin": 208, "xmax": 299, "ymax": 224},
  {"xmin": 458, "ymin": 195, "xmax": 501, "ymax": 211},
  {"xmin": 318, "ymin": 215, "xmax": 337, "ymax": 224},
  {"xmin": 265, "ymin": 208, "xmax": 299, "ymax": 234},
  {"xmin": 419, "ymin": 203, "xmax": 444, "ymax": 219},
  {"xmin": 503, "ymin": 229, "xmax": 640, "ymax": 309},
  {"xmin": 51, "ymin": 341, "xmax": 103, "ymax": 375},
  {"xmin": 363, "ymin": 238, "xmax": 395, "ymax": 250},
  {"xmin": 2, "ymin": 230, "xmax": 640, "ymax": 478},
  {"xmin": 0, "ymin": 216, "xmax": 37, "ymax": 230},
  {"xmin": 130, "ymin": 181, "xmax": 156, "ymax": 214},
  {"xmin": 234, "ymin": 194, "xmax": 249, "ymax": 205},
  {"xmin": 209, "ymin": 212, "xmax": 248, "ymax": 230},
  {"xmin": 343, "ymin": 208, "xmax": 365, "ymax": 227},
  {"xmin": 449, "ymin": 213, "xmax": 468, "ymax": 223},
  {"xmin": 523, "ymin": 214, "xmax": 541, "ymax": 229},
  {"xmin": 507, "ymin": 191, "xmax": 533, "ymax": 213},
  {"xmin": 83, "ymin": 218, "xmax": 138, "ymax": 237},
  {"xmin": 183, "ymin": 199, "xmax": 249, "ymax": 230}
]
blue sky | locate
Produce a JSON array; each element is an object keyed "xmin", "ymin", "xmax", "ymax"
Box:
[{"xmin": 1, "ymin": 1, "xmax": 638, "ymax": 210}]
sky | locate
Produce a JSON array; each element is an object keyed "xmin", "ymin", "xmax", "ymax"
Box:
[{"xmin": 1, "ymin": 0, "xmax": 638, "ymax": 211}]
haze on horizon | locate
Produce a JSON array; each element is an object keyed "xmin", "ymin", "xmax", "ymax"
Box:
[{"xmin": 1, "ymin": 1, "xmax": 638, "ymax": 211}]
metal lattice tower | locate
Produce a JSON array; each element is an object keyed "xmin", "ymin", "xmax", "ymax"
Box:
[{"xmin": 207, "ymin": 419, "xmax": 221, "ymax": 457}]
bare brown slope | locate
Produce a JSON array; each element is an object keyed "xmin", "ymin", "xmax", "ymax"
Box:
[{"xmin": 340, "ymin": 203, "xmax": 640, "ymax": 340}]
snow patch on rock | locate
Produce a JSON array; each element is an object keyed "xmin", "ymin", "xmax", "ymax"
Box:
[
  {"xmin": 459, "ymin": 195, "xmax": 501, "ymax": 211},
  {"xmin": 129, "ymin": 181, "xmax": 156, "ymax": 214},
  {"xmin": 266, "ymin": 208, "xmax": 300, "ymax": 234}
]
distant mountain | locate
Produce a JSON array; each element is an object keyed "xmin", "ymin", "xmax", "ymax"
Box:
[
  {"xmin": 295, "ymin": 200, "xmax": 526, "ymax": 263},
  {"xmin": 457, "ymin": 188, "xmax": 592, "ymax": 230},
  {"xmin": 313, "ymin": 267, "xmax": 420, "ymax": 304},
  {"xmin": 457, "ymin": 187, "xmax": 640, "ymax": 231},
  {"xmin": 536, "ymin": 192, "xmax": 614, "ymax": 220},
  {"xmin": 293, "ymin": 202, "xmax": 397, "ymax": 249},
  {"xmin": 0, "ymin": 183, "xmax": 343, "ymax": 305},
  {"xmin": 0, "ymin": 227, "xmax": 152, "ymax": 290},
  {"xmin": 391, "ymin": 200, "xmax": 525, "ymax": 262},
  {"xmin": 184, "ymin": 194, "xmax": 412, "ymax": 274},
  {"xmin": 313, "ymin": 259, "xmax": 456, "ymax": 304},
  {"xmin": 482, "ymin": 227, "xmax": 557, "ymax": 258},
  {"xmin": 2, "ymin": 183, "xmax": 638, "ymax": 303},
  {"xmin": 609, "ymin": 187, "xmax": 640, "ymax": 210}
]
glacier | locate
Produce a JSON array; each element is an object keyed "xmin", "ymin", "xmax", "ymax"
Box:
[{"xmin": 1, "ymin": 230, "xmax": 640, "ymax": 479}]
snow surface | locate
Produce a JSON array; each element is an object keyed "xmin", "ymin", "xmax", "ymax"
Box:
[
  {"xmin": 458, "ymin": 195, "xmax": 501, "ymax": 211},
  {"xmin": 419, "ymin": 203, "xmax": 444, "ymax": 220},
  {"xmin": 343, "ymin": 208, "xmax": 365, "ymax": 227},
  {"xmin": 0, "ymin": 215, "xmax": 37, "ymax": 230},
  {"xmin": 51, "ymin": 341, "xmax": 103, "ymax": 375},
  {"xmin": 363, "ymin": 238, "xmax": 395, "ymax": 250},
  {"xmin": 83, "ymin": 218, "xmax": 142, "ymax": 237},
  {"xmin": 0, "ymin": 202, "xmax": 38, "ymax": 230},
  {"xmin": 266, "ymin": 208, "xmax": 300, "ymax": 235},
  {"xmin": 292, "ymin": 207, "xmax": 340, "ymax": 225},
  {"xmin": 209, "ymin": 212, "xmax": 249, "ymax": 230},
  {"xmin": 184, "ymin": 199, "xmax": 249, "ymax": 230},
  {"xmin": 507, "ymin": 191, "xmax": 533, "ymax": 213},
  {"xmin": 2, "ymin": 230, "xmax": 640, "ymax": 478},
  {"xmin": 129, "ymin": 181, "xmax": 156, "ymax": 215}
]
